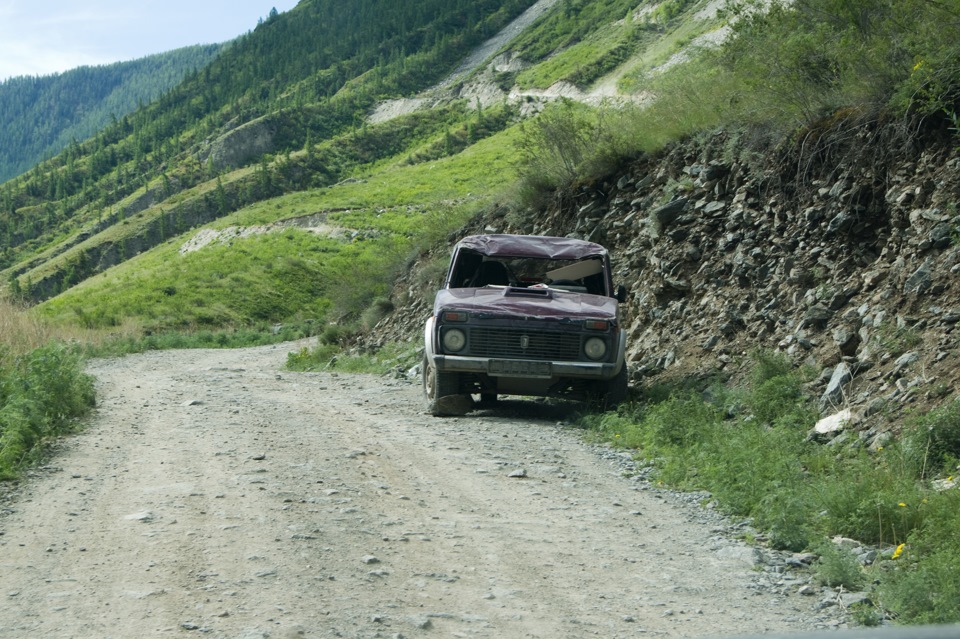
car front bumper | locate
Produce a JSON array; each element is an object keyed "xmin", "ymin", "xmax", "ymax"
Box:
[{"xmin": 433, "ymin": 354, "xmax": 622, "ymax": 380}]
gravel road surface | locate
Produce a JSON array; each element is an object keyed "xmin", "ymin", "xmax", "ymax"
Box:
[{"xmin": 0, "ymin": 344, "xmax": 822, "ymax": 638}]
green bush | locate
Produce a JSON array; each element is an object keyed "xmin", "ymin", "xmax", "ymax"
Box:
[
  {"xmin": 901, "ymin": 399, "xmax": 960, "ymax": 480},
  {"xmin": 719, "ymin": 0, "xmax": 960, "ymax": 123},
  {"xmin": 878, "ymin": 490, "xmax": 960, "ymax": 623},
  {"xmin": 286, "ymin": 341, "xmax": 417, "ymax": 374},
  {"xmin": 814, "ymin": 538, "xmax": 866, "ymax": 590},
  {"xmin": 756, "ymin": 490, "xmax": 814, "ymax": 552},
  {"xmin": 582, "ymin": 346, "xmax": 960, "ymax": 622},
  {"xmin": 642, "ymin": 393, "xmax": 723, "ymax": 449},
  {"xmin": 0, "ymin": 342, "xmax": 95, "ymax": 478},
  {"xmin": 86, "ymin": 323, "xmax": 318, "ymax": 357},
  {"xmin": 813, "ymin": 449, "xmax": 927, "ymax": 545}
]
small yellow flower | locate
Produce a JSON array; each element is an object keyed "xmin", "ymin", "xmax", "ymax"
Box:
[
  {"xmin": 913, "ymin": 60, "xmax": 925, "ymax": 72},
  {"xmin": 877, "ymin": 446, "xmax": 884, "ymax": 451},
  {"xmin": 892, "ymin": 543, "xmax": 906, "ymax": 560},
  {"xmin": 615, "ymin": 434, "xmax": 621, "ymax": 439},
  {"xmin": 898, "ymin": 502, "xmax": 907, "ymax": 508}
]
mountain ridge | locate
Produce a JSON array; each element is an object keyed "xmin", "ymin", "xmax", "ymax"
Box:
[{"xmin": 0, "ymin": 44, "xmax": 224, "ymax": 183}]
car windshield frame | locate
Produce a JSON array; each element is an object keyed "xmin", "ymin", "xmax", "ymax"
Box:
[
  {"xmin": 445, "ymin": 234, "xmax": 615, "ymax": 296},
  {"xmin": 453, "ymin": 234, "xmax": 609, "ymax": 261}
]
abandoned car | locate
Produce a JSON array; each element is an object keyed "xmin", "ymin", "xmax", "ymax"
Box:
[{"xmin": 423, "ymin": 233, "xmax": 628, "ymax": 416}]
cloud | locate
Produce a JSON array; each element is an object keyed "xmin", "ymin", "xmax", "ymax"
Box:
[
  {"xmin": 0, "ymin": 0, "xmax": 300, "ymax": 81},
  {"xmin": 0, "ymin": 2, "xmax": 136, "ymax": 79}
]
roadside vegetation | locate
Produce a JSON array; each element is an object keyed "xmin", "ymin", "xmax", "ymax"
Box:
[
  {"xmin": 582, "ymin": 351, "xmax": 960, "ymax": 624},
  {"xmin": 516, "ymin": 0, "xmax": 960, "ymax": 625},
  {"xmin": 0, "ymin": 300, "xmax": 94, "ymax": 479}
]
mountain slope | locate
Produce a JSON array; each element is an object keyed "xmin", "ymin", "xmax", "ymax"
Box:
[
  {"xmin": 0, "ymin": 45, "xmax": 224, "ymax": 183},
  {"xmin": 2, "ymin": 0, "xmax": 956, "ymax": 342}
]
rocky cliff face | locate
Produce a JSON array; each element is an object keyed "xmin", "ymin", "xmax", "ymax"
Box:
[
  {"xmin": 202, "ymin": 117, "xmax": 276, "ymax": 171},
  {"xmin": 369, "ymin": 115, "xmax": 960, "ymax": 440}
]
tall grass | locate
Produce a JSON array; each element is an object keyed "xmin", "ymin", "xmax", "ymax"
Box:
[
  {"xmin": 0, "ymin": 298, "xmax": 57, "ymax": 359},
  {"xmin": 515, "ymin": 0, "xmax": 960, "ymax": 204},
  {"xmin": 0, "ymin": 299, "xmax": 95, "ymax": 479},
  {"xmin": 582, "ymin": 351, "xmax": 960, "ymax": 624}
]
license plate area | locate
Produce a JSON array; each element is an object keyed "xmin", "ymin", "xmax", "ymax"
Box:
[{"xmin": 488, "ymin": 359, "xmax": 552, "ymax": 378}]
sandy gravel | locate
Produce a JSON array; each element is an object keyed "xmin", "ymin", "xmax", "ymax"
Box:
[{"xmin": 0, "ymin": 344, "xmax": 821, "ymax": 638}]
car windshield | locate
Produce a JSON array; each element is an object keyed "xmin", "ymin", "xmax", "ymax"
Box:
[{"xmin": 449, "ymin": 251, "xmax": 607, "ymax": 296}]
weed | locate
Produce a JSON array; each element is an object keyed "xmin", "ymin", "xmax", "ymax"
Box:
[
  {"xmin": 580, "ymin": 346, "xmax": 960, "ymax": 622},
  {"xmin": 879, "ymin": 540, "xmax": 960, "ymax": 624},
  {"xmin": 901, "ymin": 399, "xmax": 960, "ymax": 479},
  {"xmin": 872, "ymin": 323, "xmax": 923, "ymax": 357},
  {"xmin": 814, "ymin": 539, "xmax": 866, "ymax": 590},
  {"xmin": 287, "ymin": 341, "xmax": 417, "ymax": 375},
  {"xmin": 360, "ymin": 297, "xmax": 395, "ymax": 331},
  {"xmin": 0, "ymin": 342, "xmax": 95, "ymax": 479},
  {"xmin": 850, "ymin": 602, "xmax": 883, "ymax": 627}
]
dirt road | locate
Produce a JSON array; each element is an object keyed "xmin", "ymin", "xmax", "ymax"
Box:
[{"xmin": 0, "ymin": 345, "xmax": 825, "ymax": 638}]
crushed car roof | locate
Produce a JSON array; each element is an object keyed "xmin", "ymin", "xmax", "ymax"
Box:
[{"xmin": 455, "ymin": 234, "xmax": 608, "ymax": 260}]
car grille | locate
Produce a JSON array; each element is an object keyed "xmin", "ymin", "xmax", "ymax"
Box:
[{"xmin": 469, "ymin": 328, "xmax": 582, "ymax": 361}]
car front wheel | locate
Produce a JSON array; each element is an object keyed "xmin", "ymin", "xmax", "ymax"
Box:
[
  {"xmin": 422, "ymin": 356, "xmax": 470, "ymax": 416},
  {"xmin": 592, "ymin": 365, "xmax": 628, "ymax": 410}
]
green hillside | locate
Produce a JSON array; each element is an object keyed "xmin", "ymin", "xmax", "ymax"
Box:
[
  {"xmin": 0, "ymin": 0, "xmax": 538, "ymax": 318},
  {"xmin": 0, "ymin": 0, "xmax": 954, "ymax": 340},
  {"xmin": 0, "ymin": 45, "xmax": 224, "ymax": 183}
]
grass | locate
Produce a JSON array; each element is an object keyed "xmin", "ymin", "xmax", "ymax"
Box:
[
  {"xmin": 34, "ymin": 124, "xmax": 520, "ymax": 335},
  {"xmin": 514, "ymin": 22, "xmax": 638, "ymax": 90},
  {"xmin": 287, "ymin": 340, "xmax": 419, "ymax": 375},
  {"xmin": 582, "ymin": 351, "xmax": 960, "ymax": 624},
  {"xmin": 0, "ymin": 298, "xmax": 60, "ymax": 356},
  {"xmin": 0, "ymin": 299, "xmax": 95, "ymax": 479}
]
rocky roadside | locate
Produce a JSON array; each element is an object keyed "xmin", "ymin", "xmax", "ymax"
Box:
[{"xmin": 595, "ymin": 445, "xmax": 878, "ymax": 630}]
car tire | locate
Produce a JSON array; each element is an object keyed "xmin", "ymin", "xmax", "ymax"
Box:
[
  {"xmin": 423, "ymin": 355, "xmax": 469, "ymax": 416},
  {"xmin": 593, "ymin": 365, "xmax": 628, "ymax": 410}
]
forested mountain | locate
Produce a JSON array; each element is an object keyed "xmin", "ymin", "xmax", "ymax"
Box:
[
  {"xmin": 0, "ymin": 0, "xmax": 538, "ymax": 301},
  {"xmin": 0, "ymin": 45, "xmax": 224, "ymax": 183}
]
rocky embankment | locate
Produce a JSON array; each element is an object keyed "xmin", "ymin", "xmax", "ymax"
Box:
[{"xmin": 368, "ymin": 114, "xmax": 960, "ymax": 443}]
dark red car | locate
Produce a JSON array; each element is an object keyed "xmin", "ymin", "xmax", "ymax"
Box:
[{"xmin": 423, "ymin": 234, "xmax": 628, "ymax": 416}]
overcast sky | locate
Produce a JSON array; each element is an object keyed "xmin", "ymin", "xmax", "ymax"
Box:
[{"xmin": 0, "ymin": 0, "xmax": 301, "ymax": 81}]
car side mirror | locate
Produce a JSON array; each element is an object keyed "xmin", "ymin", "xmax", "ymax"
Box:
[{"xmin": 615, "ymin": 284, "xmax": 627, "ymax": 304}]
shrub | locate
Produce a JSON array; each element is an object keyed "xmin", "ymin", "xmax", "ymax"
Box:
[
  {"xmin": 719, "ymin": 0, "xmax": 960, "ymax": 124},
  {"xmin": 286, "ymin": 341, "xmax": 417, "ymax": 374},
  {"xmin": 0, "ymin": 342, "xmax": 95, "ymax": 478},
  {"xmin": 360, "ymin": 297, "xmax": 395, "ymax": 331},
  {"xmin": 641, "ymin": 393, "xmax": 722, "ymax": 449},
  {"xmin": 756, "ymin": 490, "xmax": 814, "ymax": 552},
  {"xmin": 814, "ymin": 538, "xmax": 866, "ymax": 590},
  {"xmin": 812, "ymin": 451, "xmax": 927, "ymax": 545},
  {"xmin": 878, "ymin": 490, "xmax": 960, "ymax": 623},
  {"xmin": 901, "ymin": 399, "xmax": 960, "ymax": 480},
  {"xmin": 749, "ymin": 349, "xmax": 794, "ymax": 386},
  {"xmin": 515, "ymin": 99, "xmax": 595, "ymax": 200},
  {"xmin": 691, "ymin": 418, "xmax": 807, "ymax": 522}
]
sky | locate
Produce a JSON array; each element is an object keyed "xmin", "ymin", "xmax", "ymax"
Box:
[{"xmin": 0, "ymin": 0, "xmax": 301, "ymax": 81}]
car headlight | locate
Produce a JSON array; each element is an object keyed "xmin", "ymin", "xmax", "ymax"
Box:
[
  {"xmin": 584, "ymin": 337, "xmax": 607, "ymax": 361},
  {"xmin": 442, "ymin": 328, "xmax": 467, "ymax": 352}
]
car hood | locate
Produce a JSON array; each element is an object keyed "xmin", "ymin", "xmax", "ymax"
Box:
[{"xmin": 434, "ymin": 286, "xmax": 619, "ymax": 322}]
